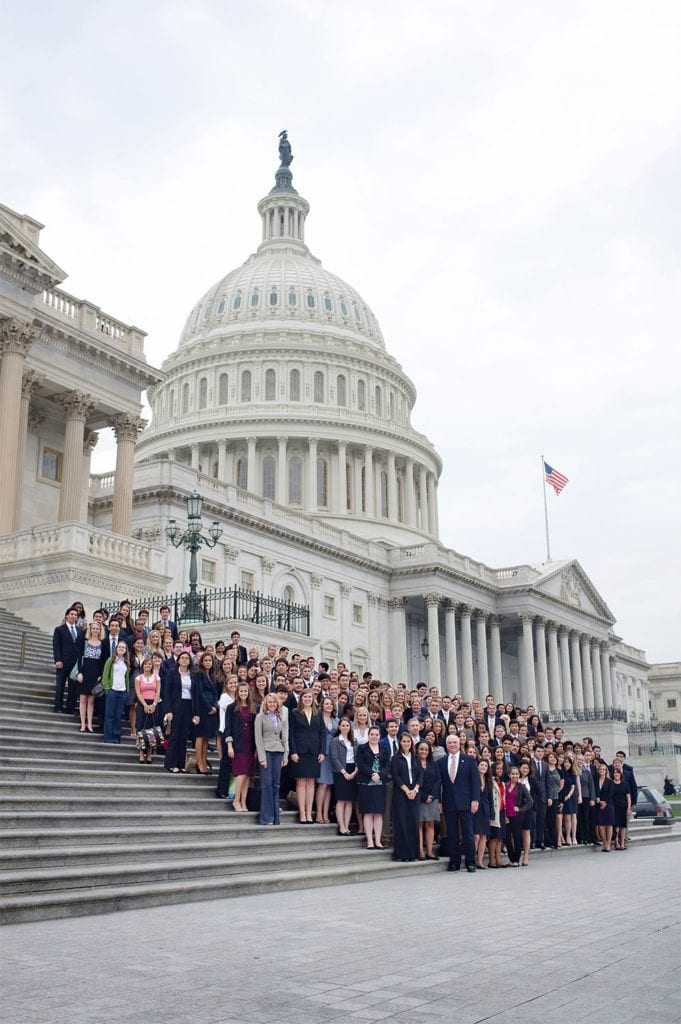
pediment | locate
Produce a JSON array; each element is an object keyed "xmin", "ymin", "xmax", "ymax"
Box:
[
  {"xmin": 0, "ymin": 206, "xmax": 66, "ymax": 292},
  {"xmin": 531, "ymin": 560, "xmax": 614, "ymax": 623}
]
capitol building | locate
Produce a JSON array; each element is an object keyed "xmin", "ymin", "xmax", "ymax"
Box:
[{"xmin": 0, "ymin": 139, "xmax": 669, "ymax": 759}]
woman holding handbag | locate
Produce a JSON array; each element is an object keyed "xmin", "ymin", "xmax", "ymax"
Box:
[{"xmin": 133, "ymin": 656, "xmax": 161, "ymax": 765}]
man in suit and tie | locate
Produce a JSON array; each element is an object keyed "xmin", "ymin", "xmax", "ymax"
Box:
[
  {"xmin": 532, "ymin": 745, "xmax": 548, "ymax": 849},
  {"xmin": 229, "ymin": 630, "xmax": 248, "ymax": 667},
  {"xmin": 438, "ymin": 734, "xmax": 480, "ymax": 872},
  {"xmin": 157, "ymin": 604, "xmax": 178, "ymax": 642},
  {"xmin": 52, "ymin": 607, "xmax": 84, "ymax": 714},
  {"xmin": 380, "ymin": 719, "xmax": 402, "ymax": 847}
]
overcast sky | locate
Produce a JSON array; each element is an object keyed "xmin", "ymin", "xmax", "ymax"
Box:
[{"xmin": 3, "ymin": 1, "xmax": 679, "ymax": 661}]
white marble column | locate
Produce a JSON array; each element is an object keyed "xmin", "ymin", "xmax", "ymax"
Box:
[
  {"xmin": 547, "ymin": 622, "xmax": 561, "ymax": 711},
  {"xmin": 364, "ymin": 445, "xmax": 374, "ymax": 518},
  {"xmin": 427, "ymin": 472, "xmax": 437, "ymax": 536},
  {"xmin": 460, "ymin": 606, "xmax": 474, "ymax": 702},
  {"xmin": 191, "ymin": 443, "xmax": 200, "ymax": 472},
  {"xmin": 444, "ymin": 601, "xmax": 458, "ymax": 695},
  {"xmin": 520, "ymin": 613, "xmax": 537, "ymax": 708},
  {"xmin": 0, "ymin": 317, "xmax": 38, "ymax": 533},
  {"xmin": 558, "ymin": 626, "xmax": 573, "ymax": 712},
  {"xmin": 425, "ymin": 593, "xmax": 441, "ymax": 689},
  {"xmin": 306, "ymin": 437, "xmax": 318, "ymax": 512},
  {"xmin": 350, "ymin": 451, "xmax": 361, "ymax": 514},
  {"xmin": 404, "ymin": 458, "xmax": 416, "ymax": 527},
  {"xmin": 418, "ymin": 464, "xmax": 429, "ymax": 532},
  {"xmin": 218, "ymin": 439, "xmax": 227, "ymax": 483},
  {"xmin": 569, "ymin": 631, "xmax": 585, "ymax": 711},
  {"xmin": 310, "ymin": 574, "xmax": 323, "ymax": 639},
  {"xmin": 80, "ymin": 429, "xmax": 98, "ymax": 522},
  {"xmin": 591, "ymin": 639, "xmax": 605, "ymax": 710},
  {"xmin": 276, "ymin": 436, "xmax": 287, "ymax": 503},
  {"xmin": 387, "ymin": 451, "xmax": 398, "ymax": 522},
  {"xmin": 581, "ymin": 634, "xmax": 595, "ymax": 711},
  {"xmin": 336, "ymin": 440, "xmax": 347, "ymax": 513},
  {"xmin": 14, "ymin": 370, "xmax": 43, "ymax": 530},
  {"xmin": 489, "ymin": 615, "xmax": 503, "ymax": 698},
  {"xmin": 368, "ymin": 593, "xmax": 381, "ymax": 670},
  {"xmin": 389, "ymin": 597, "xmax": 409, "ymax": 683},
  {"xmin": 600, "ymin": 643, "xmax": 613, "ymax": 710},
  {"xmin": 59, "ymin": 392, "xmax": 95, "ymax": 522},
  {"xmin": 475, "ymin": 611, "xmax": 489, "ymax": 700},
  {"xmin": 535, "ymin": 618, "xmax": 550, "ymax": 715},
  {"xmin": 246, "ymin": 437, "xmax": 256, "ymax": 492},
  {"xmin": 339, "ymin": 583, "xmax": 351, "ymax": 662},
  {"xmin": 111, "ymin": 412, "xmax": 144, "ymax": 536}
]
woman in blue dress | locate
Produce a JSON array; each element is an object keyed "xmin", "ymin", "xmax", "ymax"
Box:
[{"xmin": 315, "ymin": 697, "xmax": 339, "ymax": 824}]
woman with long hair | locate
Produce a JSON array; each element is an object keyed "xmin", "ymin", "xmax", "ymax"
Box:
[
  {"xmin": 164, "ymin": 651, "xmax": 195, "ymax": 773},
  {"xmin": 289, "ymin": 689, "xmax": 325, "ymax": 824},
  {"xmin": 611, "ymin": 767, "xmax": 632, "ymax": 850},
  {"xmin": 474, "ymin": 758, "xmax": 493, "ymax": 869},
  {"xmin": 353, "ymin": 706, "xmax": 371, "ymax": 747},
  {"xmin": 595, "ymin": 762, "xmax": 615, "ymax": 852},
  {"xmin": 330, "ymin": 718, "xmax": 358, "ymax": 836},
  {"xmin": 356, "ymin": 725, "xmax": 391, "ymax": 850},
  {"xmin": 391, "ymin": 733, "xmax": 423, "ymax": 862},
  {"xmin": 215, "ymin": 674, "xmax": 239, "ymax": 799},
  {"xmin": 144, "ymin": 629, "xmax": 164, "ymax": 659},
  {"xmin": 545, "ymin": 750, "xmax": 562, "ymax": 848},
  {"xmin": 488, "ymin": 761, "xmax": 506, "ymax": 867},
  {"xmin": 253, "ymin": 672, "xmax": 270, "ymax": 711},
  {"xmin": 192, "ymin": 652, "xmax": 218, "ymax": 775},
  {"xmin": 559, "ymin": 755, "xmax": 578, "ymax": 846},
  {"xmin": 518, "ymin": 759, "xmax": 536, "ymax": 866},
  {"xmin": 254, "ymin": 692, "xmax": 288, "ymax": 826},
  {"xmin": 133, "ymin": 656, "xmax": 161, "ymax": 765},
  {"xmin": 416, "ymin": 740, "xmax": 440, "ymax": 861},
  {"xmin": 224, "ymin": 682, "xmax": 256, "ymax": 811},
  {"xmin": 102, "ymin": 641, "xmax": 131, "ymax": 744},
  {"xmin": 503, "ymin": 766, "xmax": 533, "ymax": 866},
  {"xmin": 75, "ymin": 621, "xmax": 104, "ymax": 733},
  {"xmin": 315, "ymin": 697, "xmax": 339, "ymax": 824}
]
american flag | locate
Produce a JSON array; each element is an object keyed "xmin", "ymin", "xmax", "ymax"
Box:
[{"xmin": 544, "ymin": 461, "xmax": 569, "ymax": 495}]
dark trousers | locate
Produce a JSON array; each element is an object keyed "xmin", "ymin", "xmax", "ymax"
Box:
[
  {"xmin": 545, "ymin": 802, "xmax": 558, "ymax": 847},
  {"xmin": 164, "ymin": 699, "xmax": 193, "ymax": 770},
  {"xmin": 54, "ymin": 661, "xmax": 77, "ymax": 713},
  {"xmin": 533, "ymin": 799, "xmax": 547, "ymax": 847},
  {"xmin": 103, "ymin": 689, "xmax": 127, "ymax": 742},
  {"xmin": 444, "ymin": 807, "xmax": 475, "ymax": 868},
  {"xmin": 577, "ymin": 801, "xmax": 592, "ymax": 844},
  {"xmin": 505, "ymin": 815, "xmax": 523, "ymax": 863},
  {"xmin": 216, "ymin": 738, "xmax": 232, "ymax": 798}
]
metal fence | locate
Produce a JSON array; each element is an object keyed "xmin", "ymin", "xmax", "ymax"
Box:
[
  {"xmin": 628, "ymin": 721, "xmax": 681, "ymax": 734},
  {"xmin": 540, "ymin": 707, "xmax": 628, "ymax": 723},
  {"xmin": 100, "ymin": 587, "xmax": 310, "ymax": 636}
]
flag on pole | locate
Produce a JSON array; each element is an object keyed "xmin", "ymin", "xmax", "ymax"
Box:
[{"xmin": 544, "ymin": 461, "xmax": 569, "ymax": 495}]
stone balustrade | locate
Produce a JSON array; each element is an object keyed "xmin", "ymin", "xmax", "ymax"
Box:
[{"xmin": 40, "ymin": 288, "xmax": 146, "ymax": 358}]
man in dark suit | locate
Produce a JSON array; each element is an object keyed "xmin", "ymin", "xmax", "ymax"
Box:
[
  {"xmin": 229, "ymin": 630, "xmax": 248, "ymax": 667},
  {"xmin": 532, "ymin": 746, "xmax": 548, "ymax": 849},
  {"xmin": 612, "ymin": 751, "xmax": 638, "ymax": 809},
  {"xmin": 52, "ymin": 607, "xmax": 84, "ymax": 714},
  {"xmin": 438, "ymin": 734, "xmax": 480, "ymax": 872},
  {"xmin": 157, "ymin": 605, "xmax": 178, "ymax": 642}
]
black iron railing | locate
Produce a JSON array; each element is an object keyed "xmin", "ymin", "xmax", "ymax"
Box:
[
  {"xmin": 100, "ymin": 587, "xmax": 310, "ymax": 636},
  {"xmin": 627, "ymin": 721, "xmax": 681, "ymax": 733},
  {"xmin": 539, "ymin": 707, "xmax": 628, "ymax": 723}
]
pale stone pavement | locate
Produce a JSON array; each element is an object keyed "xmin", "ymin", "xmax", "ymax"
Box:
[{"xmin": 1, "ymin": 842, "xmax": 680, "ymax": 1024}]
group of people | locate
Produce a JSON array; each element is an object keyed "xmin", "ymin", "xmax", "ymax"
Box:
[{"xmin": 52, "ymin": 599, "xmax": 640, "ymax": 869}]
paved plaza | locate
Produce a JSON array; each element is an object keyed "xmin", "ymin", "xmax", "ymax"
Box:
[{"xmin": 1, "ymin": 843, "xmax": 680, "ymax": 1024}]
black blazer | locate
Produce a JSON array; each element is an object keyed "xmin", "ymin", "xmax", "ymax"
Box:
[
  {"xmin": 164, "ymin": 669, "xmax": 194, "ymax": 717},
  {"xmin": 356, "ymin": 743, "xmax": 391, "ymax": 786},
  {"xmin": 438, "ymin": 753, "xmax": 481, "ymax": 812},
  {"xmin": 192, "ymin": 670, "xmax": 217, "ymax": 718},
  {"xmin": 52, "ymin": 623, "xmax": 84, "ymax": 668},
  {"xmin": 289, "ymin": 709, "xmax": 325, "ymax": 758},
  {"xmin": 223, "ymin": 702, "xmax": 254, "ymax": 753},
  {"xmin": 419, "ymin": 759, "xmax": 441, "ymax": 803},
  {"xmin": 391, "ymin": 753, "xmax": 424, "ymax": 792}
]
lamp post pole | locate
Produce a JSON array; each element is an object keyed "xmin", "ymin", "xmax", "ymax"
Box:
[
  {"xmin": 165, "ymin": 490, "xmax": 223, "ymax": 622},
  {"xmin": 651, "ymin": 708, "xmax": 659, "ymax": 753}
]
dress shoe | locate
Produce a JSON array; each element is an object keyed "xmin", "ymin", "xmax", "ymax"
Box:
[
  {"xmin": 447, "ymin": 864, "xmax": 460, "ymax": 872},
  {"xmin": 466, "ymin": 865, "xmax": 476, "ymax": 873}
]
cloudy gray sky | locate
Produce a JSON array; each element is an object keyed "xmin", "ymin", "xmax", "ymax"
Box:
[{"xmin": 3, "ymin": 1, "xmax": 679, "ymax": 661}]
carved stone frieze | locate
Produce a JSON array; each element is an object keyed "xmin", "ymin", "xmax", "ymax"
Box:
[
  {"xmin": 560, "ymin": 568, "xmax": 582, "ymax": 608},
  {"xmin": 339, "ymin": 582, "xmax": 351, "ymax": 597},
  {"xmin": 262, "ymin": 557, "xmax": 275, "ymax": 574}
]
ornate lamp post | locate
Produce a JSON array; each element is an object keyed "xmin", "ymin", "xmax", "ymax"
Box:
[
  {"xmin": 650, "ymin": 707, "xmax": 660, "ymax": 753},
  {"xmin": 165, "ymin": 490, "xmax": 223, "ymax": 621}
]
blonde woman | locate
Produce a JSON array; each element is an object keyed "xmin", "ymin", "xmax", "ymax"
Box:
[
  {"xmin": 254, "ymin": 692, "xmax": 289, "ymax": 825},
  {"xmin": 216, "ymin": 674, "xmax": 238, "ymax": 799},
  {"xmin": 353, "ymin": 707, "xmax": 371, "ymax": 747},
  {"xmin": 288, "ymin": 689, "xmax": 325, "ymax": 824},
  {"xmin": 75, "ymin": 621, "xmax": 105, "ymax": 733},
  {"xmin": 144, "ymin": 629, "xmax": 164, "ymax": 659}
]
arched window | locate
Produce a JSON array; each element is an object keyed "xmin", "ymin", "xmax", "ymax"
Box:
[
  {"xmin": 360, "ymin": 466, "xmax": 366, "ymax": 513},
  {"xmin": 181, "ymin": 382, "xmax": 190, "ymax": 414},
  {"xmin": 269, "ymin": 289, "xmax": 278, "ymax": 306},
  {"xmin": 283, "ymin": 585, "xmax": 295, "ymax": 604},
  {"xmin": 262, "ymin": 456, "xmax": 275, "ymax": 499},
  {"xmin": 389, "ymin": 392, "xmax": 394, "ymax": 421},
  {"xmin": 250, "ymin": 289, "xmax": 260, "ymax": 307},
  {"xmin": 313, "ymin": 371, "xmax": 324, "ymax": 404},
  {"xmin": 346, "ymin": 461, "xmax": 352, "ymax": 511},
  {"xmin": 241, "ymin": 370, "xmax": 252, "ymax": 403},
  {"xmin": 288, "ymin": 456, "xmax": 303, "ymax": 505},
  {"xmin": 336, "ymin": 374, "xmax": 347, "ymax": 407},
  {"xmin": 323, "ymin": 293, "xmax": 333, "ymax": 312},
  {"xmin": 317, "ymin": 458, "xmax": 328, "ymax": 507},
  {"xmin": 265, "ymin": 368, "xmax": 276, "ymax": 401},
  {"xmin": 288, "ymin": 289, "xmax": 297, "ymax": 306},
  {"xmin": 289, "ymin": 368, "xmax": 301, "ymax": 402},
  {"xmin": 236, "ymin": 456, "xmax": 248, "ymax": 490},
  {"xmin": 353, "ymin": 301, "xmax": 361, "ymax": 323},
  {"xmin": 198, "ymin": 378, "xmax": 208, "ymax": 410},
  {"xmin": 380, "ymin": 471, "xmax": 388, "ymax": 518},
  {"xmin": 217, "ymin": 298, "xmax": 226, "ymax": 315},
  {"xmin": 340, "ymin": 299, "xmax": 349, "ymax": 317},
  {"xmin": 169, "ymin": 389, "xmax": 176, "ymax": 417},
  {"xmin": 306, "ymin": 291, "xmax": 315, "ymax": 309},
  {"xmin": 375, "ymin": 385, "xmax": 383, "ymax": 417},
  {"xmin": 233, "ymin": 292, "xmax": 242, "ymax": 310},
  {"xmin": 218, "ymin": 373, "xmax": 229, "ymax": 405},
  {"xmin": 357, "ymin": 379, "xmax": 366, "ymax": 411}
]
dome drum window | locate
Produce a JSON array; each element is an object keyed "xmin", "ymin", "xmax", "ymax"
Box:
[
  {"xmin": 289, "ymin": 368, "xmax": 301, "ymax": 402},
  {"xmin": 250, "ymin": 290, "xmax": 260, "ymax": 307},
  {"xmin": 265, "ymin": 368, "xmax": 276, "ymax": 401},
  {"xmin": 288, "ymin": 290, "xmax": 297, "ymax": 307},
  {"xmin": 269, "ymin": 290, "xmax": 279, "ymax": 306},
  {"xmin": 306, "ymin": 291, "xmax": 316, "ymax": 309},
  {"xmin": 313, "ymin": 370, "xmax": 324, "ymax": 404},
  {"xmin": 241, "ymin": 370, "xmax": 252, "ymax": 403},
  {"xmin": 217, "ymin": 299, "xmax": 226, "ymax": 315},
  {"xmin": 233, "ymin": 292, "xmax": 242, "ymax": 310}
]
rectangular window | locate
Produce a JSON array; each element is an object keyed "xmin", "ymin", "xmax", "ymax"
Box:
[
  {"xmin": 667, "ymin": 699, "xmax": 677, "ymax": 709},
  {"xmin": 352, "ymin": 603, "xmax": 363, "ymax": 626},
  {"xmin": 201, "ymin": 558, "xmax": 216, "ymax": 584},
  {"xmin": 241, "ymin": 570, "xmax": 255, "ymax": 593},
  {"xmin": 323, "ymin": 595, "xmax": 336, "ymax": 618},
  {"xmin": 627, "ymin": 684, "xmax": 632, "ymax": 697},
  {"xmin": 39, "ymin": 446, "xmax": 63, "ymax": 484}
]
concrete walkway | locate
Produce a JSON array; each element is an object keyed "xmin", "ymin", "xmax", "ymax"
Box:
[{"xmin": 2, "ymin": 843, "xmax": 680, "ymax": 1024}]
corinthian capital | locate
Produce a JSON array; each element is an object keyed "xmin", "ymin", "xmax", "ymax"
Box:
[
  {"xmin": 63, "ymin": 391, "xmax": 95, "ymax": 420},
  {"xmin": 21, "ymin": 370, "xmax": 44, "ymax": 399},
  {"xmin": 83, "ymin": 429, "xmax": 99, "ymax": 455},
  {"xmin": 111, "ymin": 412, "xmax": 146, "ymax": 442},
  {"xmin": 425, "ymin": 593, "xmax": 441, "ymax": 609},
  {"xmin": 0, "ymin": 317, "xmax": 40, "ymax": 356}
]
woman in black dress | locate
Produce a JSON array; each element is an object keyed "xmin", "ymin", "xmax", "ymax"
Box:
[
  {"xmin": 356, "ymin": 726, "xmax": 391, "ymax": 849},
  {"xmin": 289, "ymin": 689, "xmax": 325, "ymax": 824},
  {"xmin": 611, "ymin": 767, "xmax": 632, "ymax": 849},
  {"xmin": 595, "ymin": 762, "xmax": 615, "ymax": 852},
  {"xmin": 330, "ymin": 718, "xmax": 358, "ymax": 835},
  {"xmin": 75, "ymin": 621, "xmax": 105, "ymax": 733},
  {"xmin": 391, "ymin": 733, "xmax": 423, "ymax": 862},
  {"xmin": 473, "ymin": 758, "xmax": 493, "ymax": 869},
  {"xmin": 192, "ymin": 652, "xmax": 218, "ymax": 775}
]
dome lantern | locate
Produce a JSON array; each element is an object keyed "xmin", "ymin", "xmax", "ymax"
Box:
[{"xmin": 257, "ymin": 130, "xmax": 310, "ymax": 255}]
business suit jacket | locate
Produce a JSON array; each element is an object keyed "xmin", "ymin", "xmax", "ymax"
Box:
[
  {"xmin": 438, "ymin": 753, "xmax": 481, "ymax": 812},
  {"xmin": 391, "ymin": 753, "xmax": 424, "ymax": 792},
  {"xmin": 288, "ymin": 709, "xmax": 325, "ymax": 758},
  {"xmin": 532, "ymin": 759, "xmax": 549, "ymax": 802},
  {"xmin": 437, "ymin": 710, "xmax": 457, "ymax": 730},
  {"xmin": 164, "ymin": 669, "xmax": 194, "ymax": 717},
  {"xmin": 329, "ymin": 735, "xmax": 358, "ymax": 774},
  {"xmin": 356, "ymin": 743, "xmax": 391, "ymax": 785},
  {"xmin": 52, "ymin": 623, "xmax": 84, "ymax": 670},
  {"xmin": 223, "ymin": 702, "xmax": 255, "ymax": 753},
  {"xmin": 380, "ymin": 735, "xmax": 401, "ymax": 760},
  {"xmin": 254, "ymin": 708, "xmax": 288, "ymax": 761}
]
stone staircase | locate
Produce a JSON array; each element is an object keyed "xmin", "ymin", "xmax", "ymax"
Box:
[
  {"xmin": 1, "ymin": 606, "xmax": 678, "ymax": 925},
  {"xmin": 0, "ymin": 607, "xmax": 439, "ymax": 924}
]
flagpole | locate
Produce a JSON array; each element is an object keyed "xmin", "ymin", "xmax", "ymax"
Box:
[{"xmin": 541, "ymin": 454, "xmax": 551, "ymax": 562}]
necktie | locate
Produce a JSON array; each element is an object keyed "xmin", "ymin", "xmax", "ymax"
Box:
[
  {"xmin": 449, "ymin": 756, "xmax": 458, "ymax": 784},
  {"xmin": 392, "ymin": 740, "xmax": 397, "ymax": 755},
  {"xmin": 70, "ymin": 625, "xmax": 77, "ymax": 641}
]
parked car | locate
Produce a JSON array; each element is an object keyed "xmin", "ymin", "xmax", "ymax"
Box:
[{"xmin": 634, "ymin": 786, "xmax": 673, "ymax": 824}]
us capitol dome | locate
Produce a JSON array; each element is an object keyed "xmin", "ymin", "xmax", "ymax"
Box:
[{"xmin": 136, "ymin": 133, "xmax": 442, "ymax": 544}]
